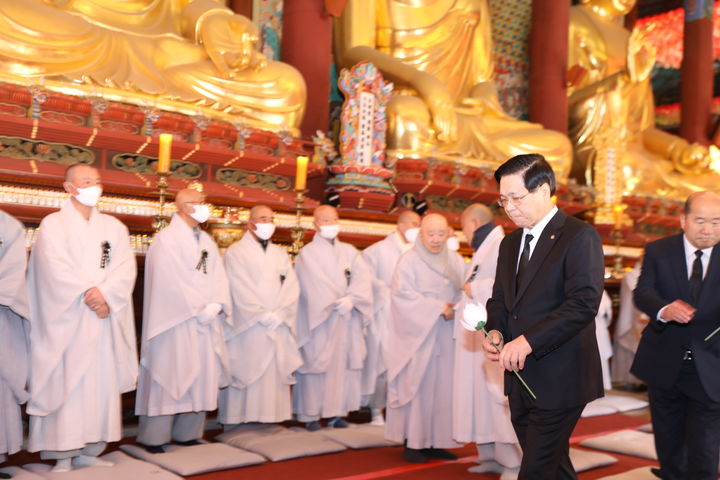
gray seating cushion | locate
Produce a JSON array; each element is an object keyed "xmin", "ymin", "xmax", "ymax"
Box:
[
  {"xmin": 0, "ymin": 466, "xmax": 45, "ymax": 480},
  {"xmin": 215, "ymin": 424, "xmax": 346, "ymax": 461},
  {"xmin": 569, "ymin": 447, "xmax": 617, "ymax": 472},
  {"xmin": 582, "ymin": 394, "xmax": 648, "ymax": 418},
  {"xmin": 120, "ymin": 442, "xmax": 264, "ymax": 476},
  {"xmin": 319, "ymin": 424, "xmax": 400, "ymax": 449},
  {"xmin": 580, "ymin": 430, "xmax": 657, "ymax": 460},
  {"xmin": 597, "ymin": 467, "xmax": 658, "ymax": 479},
  {"xmin": 22, "ymin": 451, "xmax": 182, "ymax": 480}
]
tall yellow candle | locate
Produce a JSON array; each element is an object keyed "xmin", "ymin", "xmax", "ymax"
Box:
[
  {"xmin": 157, "ymin": 133, "xmax": 172, "ymax": 173},
  {"xmin": 295, "ymin": 155, "xmax": 309, "ymax": 190},
  {"xmin": 613, "ymin": 204, "xmax": 623, "ymax": 229}
]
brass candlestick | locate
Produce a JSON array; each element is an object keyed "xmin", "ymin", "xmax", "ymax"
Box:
[
  {"xmin": 288, "ymin": 189, "xmax": 306, "ymax": 259},
  {"xmin": 610, "ymin": 227, "xmax": 624, "ymax": 278},
  {"xmin": 152, "ymin": 171, "xmax": 171, "ymax": 232}
]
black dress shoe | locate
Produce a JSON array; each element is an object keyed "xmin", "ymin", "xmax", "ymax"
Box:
[
  {"xmin": 650, "ymin": 467, "xmax": 663, "ymax": 479},
  {"xmin": 144, "ymin": 444, "xmax": 165, "ymax": 454},
  {"xmin": 403, "ymin": 447, "xmax": 427, "ymax": 463},
  {"xmin": 175, "ymin": 439, "xmax": 202, "ymax": 446},
  {"xmin": 421, "ymin": 448, "xmax": 457, "ymax": 460},
  {"xmin": 0, "ymin": 472, "xmax": 12, "ymax": 479}
]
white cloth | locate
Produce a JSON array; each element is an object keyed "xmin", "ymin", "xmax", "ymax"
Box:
[
  {"xmin": 292, "ymin": 235, "xmax": 373, "ymax": 421},
  {"xmin": 27, "ymin": 200, "xmax": 137, "ymax": 453},
  {"xmin": 385, "ymin": 246, "xmax": 464, "ymax": 449},
  {"xmin": 595, "ymin": 290, "xmax": 613, "ymax": 391},
  {"xmin": 611, "ymin": 263, "xmax": 646, "ymax": 384},
  {"xmin": 453, "ymin": 226, "xmax": 518, "ymax": 445},
  {"xmin": 136, "ymin": 214, "xmax": 231, "ymax": 417},
  {"xmin": 0, "ymin": 210, "xmax": 30, "ymax": 455},
  {"xmin": 360, "ymin": 231, "xmax": 409, "ymax": 406},
  {"xmin": 218, "ymin": 233, "xmax": 302, "ymax": 424}
]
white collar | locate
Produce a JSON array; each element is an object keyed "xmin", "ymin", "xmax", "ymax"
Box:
[{"xmin": 524, "ymin": 205, "xmax": 558, "ymax": 239}]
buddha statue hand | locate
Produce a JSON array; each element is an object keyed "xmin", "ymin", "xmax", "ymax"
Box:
[
  {"xmin": 672, "ymin": 142, "xmax": 710, "ymax": 175},
  {"xmin": 199, "ymin": 12, "xmax": 267, "ymax": 78},
  {"xmin": 627, "ymin": 27, "xmax": 655, "ymax": 83},
  {"xmin": 414, "ymin": 71, "xmax": 458, "ymax": 143}
]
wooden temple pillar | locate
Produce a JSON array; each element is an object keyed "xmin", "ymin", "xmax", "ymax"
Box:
[
  {"xmin": 281, "ymin": 0, "xmax": 334, "ymax": 138},
  {"xmin": 680, "ymin": 1, "xmax": 714, "ymax": 145},
  {"xmin": 528, "ymin": 0, "xmax": 570, "ymax": 134}
]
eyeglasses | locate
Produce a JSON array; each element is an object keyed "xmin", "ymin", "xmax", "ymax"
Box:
[{"xmin": 497, "ymin": 192, "xmax": 531, "ymax": 208}]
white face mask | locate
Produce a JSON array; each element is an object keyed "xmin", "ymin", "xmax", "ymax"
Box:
[
  {"xmin": 253, "ymin": 222, "xmax": 276, "ymax": 240},
  {"xmin": 404, "ymin": 227, "xmax": 420, "ymax": 244},
  {"xmin": 189, "ymin": 204, "xmax": 210, "ymax": 224},
  {"xmin": 74, "ymin": 185, "xmax": 102, "ymax": 207},
  {"xmin": 319, "ymin": 224, "xmax": 340, "ymax": 240},
  {"xmin": 447, "ymin": 236, "xmax": 460, "ymax": 251}
]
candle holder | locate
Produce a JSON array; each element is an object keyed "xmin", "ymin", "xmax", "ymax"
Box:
[
  {"xmin": 288, "ymin": 189, "xmax": 306, "ymax": 259},
  {"xmin": 610, "ymin": 227, "xmax": 624, "ymax": 278},
  {"xmin": 152, "ymin": 171, "xmax": 171, "ymax": 232}
]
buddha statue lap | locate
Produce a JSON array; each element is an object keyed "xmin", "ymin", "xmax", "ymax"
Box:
[
  {"xmin": 0, "ymin": 0, "xmax": 306, "ymax": 132},
  {"xmin": 335, "ymin": 0, "xmax": 572, "ymax": 179}
]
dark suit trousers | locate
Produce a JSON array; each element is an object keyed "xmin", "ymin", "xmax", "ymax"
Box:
[
  {"xmin": 648, "ymin": 360, "xmax": 720, "ymax": 480},
  {"xmin": 508, "ymin": 380, "xmax": 584, "ymax": 480}
]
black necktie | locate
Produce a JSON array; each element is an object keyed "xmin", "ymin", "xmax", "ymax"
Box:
[
  {"xmin": 690, "ymin": 250, "xmax": 704, "ymax": 304},
  {"xmin": 516, "ymin": 233, "xmax": 533, "ymax": 291}
]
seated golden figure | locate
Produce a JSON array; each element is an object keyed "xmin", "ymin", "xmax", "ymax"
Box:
[
  {"xmin": 569, "ymin": 0, "xmax": 718, "ymax": 197},
  {"xmin": 0, "ymin": 0, "xmax": 305, "ymax": 132},
  {"xmin": 335, "ymin": 0, "xmax": 573, "ymax": 179}
]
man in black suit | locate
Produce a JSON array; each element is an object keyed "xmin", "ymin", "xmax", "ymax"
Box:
[
  {"xmin": 631, "ymin": 191, "xmax": 720, "ymax": 480},
  {"xmin": 483, "ymin": 154, "xmax": 605, "ymax": 479}
]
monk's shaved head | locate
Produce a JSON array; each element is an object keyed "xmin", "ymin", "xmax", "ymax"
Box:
[
  {"xmin": 64, "ymin": 163, "xmax": 98, "ymax": 183},
  {"xmin": 249, "ymin": 205, "xmax": 273, "ymax": 222},
  {"xmin": 421, "ymin": 213, "xmax": 448, "ymax": 231},
  {"xmin": 461, "ymin": 203, "xmax": 493, "ymax": 224},
  {"xmin": 420, "ymin": 213, "xmax": 449, "ymax": 254},
  {"xmin": 314, "ymin": 205, "xmax": 339, "ymax": 225},
  {"xmin": 460, "ymin": 203, "xmax": 494, "ymax": 247},
  {"xmin": 397, "ymin": 210, "xmax": 421, "ymax": 230},
  {"xmin": 175, "ymin": 188, "xmax": 205, "ymax": 205}
]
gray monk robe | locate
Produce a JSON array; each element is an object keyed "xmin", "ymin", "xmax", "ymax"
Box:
[
  {"xmin": 385, "ymin": 241, "xmax": 464, "ymax": 449},
  {"xmin": 27, "ymin": 200, "xmax": 137, "ymax": 456},
  {"xmin": 219, "ymin": 233, "xmax": 302, "ymax": 424},
  {"xmin": 0, "ymin": 210, "xmax": 30, "ymax": 461},
  {"xmin": 292, "ymin": 234, "xmax": 373, "ymax": 422}
]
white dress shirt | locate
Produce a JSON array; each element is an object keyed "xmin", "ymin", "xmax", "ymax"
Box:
[
  {"xmin": 516, "ymin": 206, "xmax": 559, "ymax": 272},
  {"xmin": 657, "ymin": 235, "xmax": 714, "ymax": 322}
]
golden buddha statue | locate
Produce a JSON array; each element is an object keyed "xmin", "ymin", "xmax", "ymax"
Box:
[
  {"xmin": 335, "ymin": 0, "xmax": 572, "ymax": 179},
  {"xmin": 569, "ymin": 0, "xmax": 718, "ymax": 197},
  {"xmin": 0, "ymin": 0, "xmax": 305, "ymax": 132}
]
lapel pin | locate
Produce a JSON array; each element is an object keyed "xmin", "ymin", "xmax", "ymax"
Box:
[{"xmin": 550, "ymin": 234, "xmax": 556, "ymax": 240}]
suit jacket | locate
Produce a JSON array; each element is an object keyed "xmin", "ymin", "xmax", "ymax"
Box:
[
  {"xmin": 486, "ymin": 209, "xmax": 605, "ymax": 409},
  {"xmin": 631, "ymin": 234, "xmax": 720, "ymax": 402}
]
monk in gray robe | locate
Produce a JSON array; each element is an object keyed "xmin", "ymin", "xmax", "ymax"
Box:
[{"xmin": 385, "ymin": 213, "xmax": 464, "ymax": 463}]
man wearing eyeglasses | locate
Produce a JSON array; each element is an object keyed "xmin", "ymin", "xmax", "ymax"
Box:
[{"xmin": 483, "ymin": 154, "xmax": 605, "ymax": 479}]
